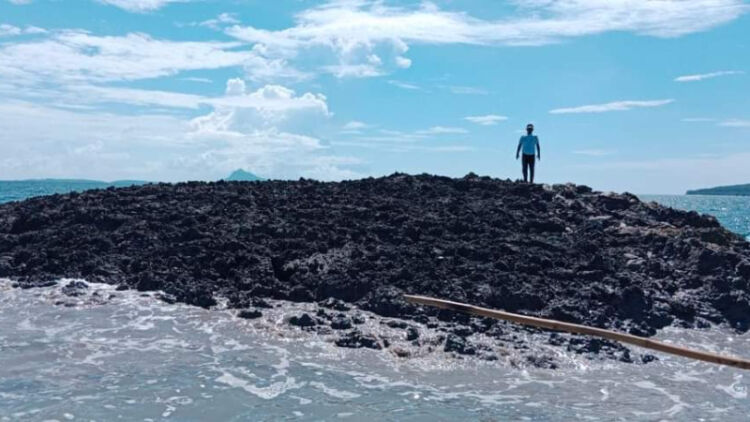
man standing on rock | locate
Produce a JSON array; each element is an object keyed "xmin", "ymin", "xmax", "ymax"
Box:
[{"xmin": 516, "ymin": 123, "xmax": 541, "ymax": 183}]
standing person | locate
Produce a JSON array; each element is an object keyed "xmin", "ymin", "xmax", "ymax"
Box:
[{"xmin": 516, "ymin": 123, "xmax": 541, "ymax": 183}]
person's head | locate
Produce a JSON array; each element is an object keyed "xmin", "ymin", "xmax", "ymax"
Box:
[{"xmin": 526, "ymin": 123, "xmax": 534, "ymax": 134}]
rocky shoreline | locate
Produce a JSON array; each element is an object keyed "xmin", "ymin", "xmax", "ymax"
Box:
[{"xmin": 1, "ymin": 173, "xmax": 749, "ymax": 367}]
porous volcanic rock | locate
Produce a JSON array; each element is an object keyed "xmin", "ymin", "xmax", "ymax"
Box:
[{"xmin": 1, "ymin": 173, "xmax": 749, "ymax": 361}]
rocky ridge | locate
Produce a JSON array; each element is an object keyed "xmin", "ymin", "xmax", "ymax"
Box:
[{"xmin": 1, "ymin": 173, "xmax": 749, "ymax": 366}]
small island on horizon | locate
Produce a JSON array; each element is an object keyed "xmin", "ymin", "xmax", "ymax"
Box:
[
  {"xmin": 686, "ymin": 183, "xmax": 750, "ymax": 196},
  {"xmin": 224, "ymin": 169, "xmax": 265, "ymax": 182}
]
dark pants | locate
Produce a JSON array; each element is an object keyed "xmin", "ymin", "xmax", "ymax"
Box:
[{"xmin": 522, "ymin": 154, "xmax": 535, "ymax": 183}]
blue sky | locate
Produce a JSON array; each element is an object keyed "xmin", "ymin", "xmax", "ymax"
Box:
[{"xmin": 1, "ymin": 0, "xmax": 749, "ymax": 193}]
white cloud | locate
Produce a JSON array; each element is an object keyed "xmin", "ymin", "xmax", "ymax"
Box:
[
  {"xmin": 198, "ymin": 13, "xmax": 240, "ymax": 30},
  {"xmin": 7, "ymin": 0, "xmax": 33, "ymax": 4},
  {"xmin": 549, "ymin": 99, "xmax": 674, "ymax": 114},
  {"xmin": 225, "ymin": 0, "xmax": 748, "ymax": 79},
  {"xmin": 415, "ymin": 126, "xmax": 468, "ymax": 135},
  {"xmin": 0, "ymin": 31, "xmax": 254, "ymax": 84},
  {"xmin": 465, "ymin": 114, "xmax": 508, "ymax": 126},
  {"xmin": 387, "ymin": 80, "xmax": 421, "ymax": 90},
  {"xmin": 343, "ymin": 121, "xmax": 368, "ymax": 130},
  {"xmin": 675, "ymin": 70, "xmax": 744, "ymax": 82},
  {"xmin": 97, "ymin": 0, "xmax": 185, "ymax": 13},
  {"xmin": 182, "ymin": 77, "xmax": 213, "ymax": 83},
  {"xmin": 0, "ymin": 24, "xmax": 21, "ymax": 37},
  {"xmin": 395, "ymin": 56, "xmax": 412, "ymax": 68},
  {"xmin": 0, "ymin": 23, "xmax": 46, "ymax": 37},
  {"xmin": 719, "ymin": 119, "xmax": 750, "ymax": 127},
  {"xmin": 0, "ymin": 97, "xmax": 356, "ymax": 181},
  {"xmin": 12, "ymin": 80, "xmax": 331, "ymax": 118}
]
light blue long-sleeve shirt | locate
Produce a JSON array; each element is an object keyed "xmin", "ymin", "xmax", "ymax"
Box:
[{"xmin": 518, "ymin": 135, "xmax": 539, "ymax": 155}]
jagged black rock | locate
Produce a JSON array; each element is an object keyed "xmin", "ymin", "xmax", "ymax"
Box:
[{"xmin": 2, "ymin": 173, "xmax": 749, "ymax": 363}]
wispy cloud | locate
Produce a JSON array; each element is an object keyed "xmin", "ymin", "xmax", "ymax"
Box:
[
  {"xmin": 0, "ymin": 31, "xmax": 256, "ymax": 84},
  {"xmin": 675, "ymin": 70, "xmax": 744, "ymax": 82},
  {"xmin": 719, "ymin": 119, "xmax": 750, "ymax": 127},
  {"xmin": 550, "ymin": 99, "xmax": 674, "ymax": 114},
  {"xmin": 343, "ymin": 121, "xmax": 369, "ymax": 130},
  {"xmin": 387, "ymin": 80, "xmax": 421, "ymax": 90},
  {"xmin": 181, "ymin": 77, "xmax": 213, "ymax": 84},
  {"xmin": 465, "ymin": 115, "xmax": 508, "ymax": 126},
  {"xmin": 341, "ymin": 120, "xmax": 371, "ymax": 134},
  {"xmin": 97, "ymin": 0, "xmax": 186, "ymax": 13},
  {"xmin": 415, "ymin": 126, "xmax": 469, "ymax": 135}
]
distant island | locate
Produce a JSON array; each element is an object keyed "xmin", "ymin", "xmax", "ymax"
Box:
[
  {"xmin": 224, "ymin": 169, "xmax": 265, "ymax": 182},
  {"xmin": 686, "ymin": 183, "xmax": 750, "ymax": 196}
]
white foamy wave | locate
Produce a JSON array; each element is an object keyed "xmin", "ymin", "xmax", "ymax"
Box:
[{"xmin": 2, "ymin": 278, "xmax": 750, "ymax": 420}]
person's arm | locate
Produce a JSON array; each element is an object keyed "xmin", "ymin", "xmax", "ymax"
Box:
[
  {"xmin": 536, "ymin": 137, "xmax": 541, "ymax": 160},
  {"xmin": 516, "ymin": 138, "xmax": 522, "ymax": 159}
]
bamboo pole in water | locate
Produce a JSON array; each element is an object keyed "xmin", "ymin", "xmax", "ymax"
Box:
[{"xmin": 404, "ymin": 294, "xmax": 750, "ymax": 370}]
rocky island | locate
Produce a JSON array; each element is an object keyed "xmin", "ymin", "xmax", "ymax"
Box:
[{"xmin": 1, "ymin": 173, "xmax": 749, "ymax": 367}]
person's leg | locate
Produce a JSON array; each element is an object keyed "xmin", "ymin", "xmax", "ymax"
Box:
[
  {"xmin": 529, "ymin": 156, "xmax": 535, "ymax": 183},
  {"xmin": 522, "ymin": 155, "xmax": 529, "ymax": 182}
]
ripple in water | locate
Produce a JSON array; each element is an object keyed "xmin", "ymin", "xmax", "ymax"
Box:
[{"xmin": 1, "ymin": 279, "xmax": 750, "ymax": 421}]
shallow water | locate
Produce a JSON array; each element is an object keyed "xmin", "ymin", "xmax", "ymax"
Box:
[{"xmin": 1, "ymin": 280, "xmax": 748, "ymax": 421}]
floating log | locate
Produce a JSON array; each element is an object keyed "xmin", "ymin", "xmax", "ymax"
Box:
[{"xmin": 404, "ymin": 294, "xmax": 750, "ymax": 370}]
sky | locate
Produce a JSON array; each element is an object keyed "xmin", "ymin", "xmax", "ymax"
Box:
[{"xmin": 1, "ymin": 0, "xmax": 749, "ymax": 194}]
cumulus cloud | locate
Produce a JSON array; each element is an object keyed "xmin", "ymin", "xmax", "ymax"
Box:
[
  {"xmin": 465, "ymin": 115, "xmax": 508, "ymax": 126},
  {"xmin": 0, "ymin": 97, "xmax": 356, "ymax": 181},
  {"xmin": 0, "ymin": 72, "xmax": 352, "ymax": 181},
  {"xmin": 549, "ymin": 99, "xmax": 674, "ymax": 114},
  {"xmin": 675, "ymin": 70, "xmax": 744, "ymax": 82},
  {"xmin": 225, "ymin": 0, "xmax": 748, "ymax": 79}
]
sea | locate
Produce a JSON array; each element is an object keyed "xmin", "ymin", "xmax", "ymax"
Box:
[{"xmin": 1, "ymin": 182, "xmax": 750, "ymax": 421}]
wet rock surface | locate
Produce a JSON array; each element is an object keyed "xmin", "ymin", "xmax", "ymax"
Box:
[{"xmin": 1, "ymin": 173, "xmax": 749, "ymax": 366}]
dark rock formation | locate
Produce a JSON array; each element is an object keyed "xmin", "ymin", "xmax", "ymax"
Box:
[
  {"xmin": 238, "ymin": 309, "xmax": 263, "ymax": 319},
  {"xmin": 1, "ymin": 173, "xmax": 749, "ymax": 360},
  {"xmin": 289, "ymin": 313, "xmax": 317, "ymax": 328}
]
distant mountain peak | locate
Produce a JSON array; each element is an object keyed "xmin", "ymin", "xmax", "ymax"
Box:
[{"xmin": 225, "ymin": 169, "xmax": 264, "ymax": 182}]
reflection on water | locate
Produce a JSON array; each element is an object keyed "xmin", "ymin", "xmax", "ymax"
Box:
[{"xmin": 1, "ymin": 280, "xmax": 749, "ymax": 421}]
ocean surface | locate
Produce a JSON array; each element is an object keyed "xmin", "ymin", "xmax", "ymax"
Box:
[
  {"xmin": 1, "ymin": 182, "xmax": 750, "ymax": 421},
  {"xmin": 0, "ymin": 180, "xmax": 146, "ymax": 204}
]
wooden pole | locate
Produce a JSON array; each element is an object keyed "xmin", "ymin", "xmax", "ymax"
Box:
[{"xmin": 404, "ymin": 294, "xmax": 750, "ymax": 370}]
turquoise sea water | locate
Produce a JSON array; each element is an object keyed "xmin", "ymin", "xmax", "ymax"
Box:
[
  {"xmin": 1, "ymin": 183, "xmax": 750, "ymax": 420},
  {"xmin": 640, "ymin": 194, "xmax": 750, "ymax": 240},
  {"xmin": 0, "ymin": 180, "xmax": 146, "ymax": 204}
]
